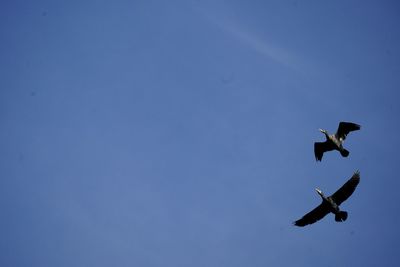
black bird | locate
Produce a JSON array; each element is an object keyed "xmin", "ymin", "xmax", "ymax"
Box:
[
  {"xmin": 294, "ymin": 171, "xmax": 360, "ymax": 227},
  {"xmin": 314, "ymin": 121, "xmax": 361, "ymax": 161}
]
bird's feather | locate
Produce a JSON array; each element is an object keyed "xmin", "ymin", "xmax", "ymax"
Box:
[
  {"xmin": 330, "ymin": 171, "xmax": 360, "ymax": 206},
  {"xmin": 294, "ymin": 202, "xmax": 331, "ymax": 227},
  {"xmin": 336, "ymin": 122, "xmax": 361, "ymax": 141},
  {"xmin": 314, "ymin": 141, "xmax": 335, "ymax": 161}
]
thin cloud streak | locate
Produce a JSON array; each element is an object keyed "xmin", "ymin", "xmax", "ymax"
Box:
[{"xmin": 195, "ymin": 5, "xmax": 313, "ymax": 74}]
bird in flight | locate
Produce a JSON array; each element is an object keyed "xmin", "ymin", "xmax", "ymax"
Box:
[
  {"xmin": 314, "ymin": 121, "xmax": 361, "ymax": 161},
  {"xmin": 294, "ymin": 171, "xmax": 360, "ymax": 227}
]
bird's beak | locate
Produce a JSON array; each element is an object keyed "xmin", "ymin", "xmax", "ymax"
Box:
[
  {"xmin": 319, "ymin": 129, "xmax": 325, "ymax": 133},
  {"xmin": 315, "ymin": 188, "xmax": 323, "ymax": 195}
]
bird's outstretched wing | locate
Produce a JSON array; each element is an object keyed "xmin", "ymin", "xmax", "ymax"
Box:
[
  {"xmin": 294, "ymin": 202, "xmax": 331, "ymax": 227},
  {"xmin": 314, "ymin": 141, "xmax": 335, "ymax": 161},
  {"xmin": 336, "ymin": 122, "xmax": 361, "ymax": 141},
  {"xmin": 330, "ymin": 171, "xmax": 360, "ymax": 206}
]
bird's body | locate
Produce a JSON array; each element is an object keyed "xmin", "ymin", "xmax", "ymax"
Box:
[
  {"xmin": 318, "ymin": 194, "xmax": 347, "ymax": 222},
  {"xmin": 314, "ymin": 121, "xmax": 361, "ymax": 161},
  {"xmin": 294, "ymin": 171, "xmax": 360, "ymax": 227}
]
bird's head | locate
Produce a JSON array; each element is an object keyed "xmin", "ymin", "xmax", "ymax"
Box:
[
  {"xmin": 315, "ymin": 188, "xmax": 324, "ymax": 198},
  {"xmin": 319, "ymin": 129, "xmax": 329, "ymax": 138}
]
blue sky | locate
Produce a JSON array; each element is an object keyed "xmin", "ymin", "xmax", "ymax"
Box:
[{"xmin": 1, "ymin": 1, "xmax": 400, "ymax": 266}]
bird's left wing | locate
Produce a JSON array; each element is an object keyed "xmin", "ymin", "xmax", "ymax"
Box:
[
  {"xmin": 294, "ymin": 202, "xmax": 331, "ymax": 227},
  {"xmin": 330, "ymin": 171, "xmax": 360, "ymax": 206},
  {"xmin": 314, "ymin": 141, "xmax": 335, "ymax": 161},
  {"xmin": 336, "ymin": 122, "xmax": 361, "ymax": 140}
]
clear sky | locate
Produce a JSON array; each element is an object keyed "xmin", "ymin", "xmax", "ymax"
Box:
[{"xmin": 1, "ymin": 1, "xmax": 400, "ymax": 266}]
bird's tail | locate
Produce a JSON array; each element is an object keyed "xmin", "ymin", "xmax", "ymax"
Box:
[
  {"xmin": 335, "ymin": 211, "xmax": 348, "ymax": 222},
  {"xmin": 340, "ymin": 149, "xmax": 349, "ymax": 157}
]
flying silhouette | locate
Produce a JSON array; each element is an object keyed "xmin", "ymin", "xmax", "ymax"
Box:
[
  {"xmin": 314, "ymin": 121, "xmax": 361, "ymax": 161},
  {"xmin": 294, "ymin": 171, "xmax": 360, "ymax": 227}
]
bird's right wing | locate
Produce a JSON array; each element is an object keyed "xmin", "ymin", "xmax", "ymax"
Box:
[
  {"xmin": 294, "ymin": 202, "xmax": 331, "ymax": 227},
  {"xmin": 330, "ymin": 171, "xmax": 360, "ymax": 206},
  {"xmin": 314, "ymin": 141, "xmax": 335, "ymax": 161},
  {"xmin": 336, "ymin": 122, "xmax": 361, "ymax": 140}
]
